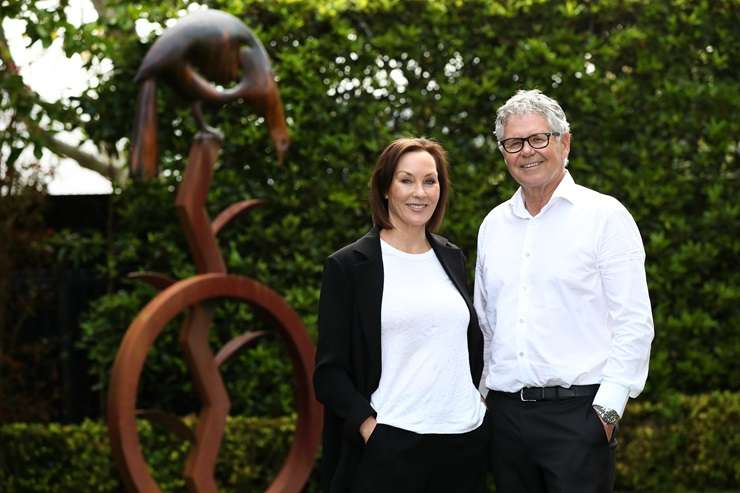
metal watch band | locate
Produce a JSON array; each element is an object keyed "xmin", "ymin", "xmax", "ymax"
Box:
[{"xmin": 593, "ymin": 404, "xmax": 620, "ymax": 425}]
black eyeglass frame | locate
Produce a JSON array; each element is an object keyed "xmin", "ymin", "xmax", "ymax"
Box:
[{"xmin": 498, "ymin": 131, "xmax": 562, "ymax": 154}]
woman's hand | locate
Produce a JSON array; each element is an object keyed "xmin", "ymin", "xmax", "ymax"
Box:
[{"xmin": 359, "ymin": 416, "xmax": 377, "ymax": 443}]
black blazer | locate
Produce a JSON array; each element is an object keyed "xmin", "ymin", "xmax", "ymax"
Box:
[{"xmin": 313, "ymin": 226, "xmax": 483, "ymax": 493}]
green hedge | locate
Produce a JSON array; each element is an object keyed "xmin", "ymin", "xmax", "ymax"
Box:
[
  {"xmin": 1, "ymin": 392, "xmax": 738, "ymax": 492},
  {"xmin": 0, "ymin": 416, "xmax": 317, "ymax": 493},
  {"xmin": 616, "ymin": 391, "xmax": 740, "ymax": 491},
  {"xmin": 47, "ymin": 0, "xmax": 738, "ymax": 421},
  {"xmin": 7, "ymin": 0, "xmax": 736, "ymax": 422}
]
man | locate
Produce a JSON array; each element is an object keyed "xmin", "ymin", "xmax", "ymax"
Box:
[{"xmin": 474, "ymin": 89, "xmax": 654, "ymax": 493}]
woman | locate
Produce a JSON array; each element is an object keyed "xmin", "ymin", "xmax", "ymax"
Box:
[{"xmin": 314, "ymin": 137, "xmax": 488, "ymax": 493}]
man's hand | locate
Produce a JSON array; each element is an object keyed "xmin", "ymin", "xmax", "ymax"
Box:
[
  {"xmin": 593, "ymin": 404, "xmax": 619, "ymax": 441},
  {"xmin": 598, "ymin": 417, "xmax": 615, "ymax": 441},
  {"xmin": 359, "ymin": 416, "xmax": 377, "ymax": 444}
]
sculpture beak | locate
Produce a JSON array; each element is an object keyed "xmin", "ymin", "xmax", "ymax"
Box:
[
  {"xmin": 237, "ymin": 46, "xmax": 290, "ymax": 164},
  {"xmin": 262, "ymin": 77, "xmax": 290, "ymax": 165}
]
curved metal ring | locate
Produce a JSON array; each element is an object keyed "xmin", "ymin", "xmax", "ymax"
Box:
[{"xmin": 108, "ymin": 273, "xmax": 322, "ymax": 493}]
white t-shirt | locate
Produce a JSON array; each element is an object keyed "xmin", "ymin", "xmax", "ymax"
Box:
[{"xmin": 370, "ymin": 239, "xmax": 486, "ymax": 434}]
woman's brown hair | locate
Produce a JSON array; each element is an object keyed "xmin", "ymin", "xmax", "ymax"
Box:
[{"xmin": 369, "ymin": 137, "xmax": 450, "ymax": 232}]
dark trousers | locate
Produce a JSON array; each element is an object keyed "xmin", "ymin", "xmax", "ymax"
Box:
[
  {"xmin": 352, "ymin": 415, "xmax": 489, "ymax": 493},
  {"xmin": 487, "ymin": 391, "xmax": 616, "ymax": 493}
]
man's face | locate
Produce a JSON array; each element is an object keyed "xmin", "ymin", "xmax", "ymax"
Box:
[{"xmin": 500, "ymin": 113, "xmax": 570, "ymax": 193}]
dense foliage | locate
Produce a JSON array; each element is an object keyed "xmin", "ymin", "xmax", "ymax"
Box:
[
  {"xmin": 0, "ymin": 159, "xmax": 57, "ymax": 420},
  {"xmin": 4, "ymin": 0, "xmax": 739, "ymax": 418},
  {"xmin": 72, "ymin": 0, "xmax": 740, "ymax": 414},
  {"xmin": 2, "ymin": 0, "xmax": 739, "ymax": 490},
  {"xmin": 0, "ymin": 416, "xmax": 302, "ymax": 492},
  {"xmin": 2, "ymin": 392, "xmax": 738, "ymax": 492}
]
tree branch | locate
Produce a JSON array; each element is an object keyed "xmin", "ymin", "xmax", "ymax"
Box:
[
  {"xmin": 25, "ymin": 119, "xmax": 126, "ymax": 182},
  {"xmin": 0, "ymin": 21, "xmax": 126, "ymax": 184},
  {"xmin": 0, "ymin": 24, "xmax": 18, "ymax": 74}
]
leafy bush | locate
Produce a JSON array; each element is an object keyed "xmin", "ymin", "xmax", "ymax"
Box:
[
  {"xmin": 0, "ymin": 173, "xmax": 60, "ymax": 422},
  {"xmin": 0, "ymin": 415, "xmax": 318, "ymax": 493},
  {"xmin": 616, "ymin": 391, "xmax": 740, "ymax": 491},
  {"xmin": 38, "ymin": 0, "xmax": 738, "ymax": 416},
  {"xmin": 2, "ymin": 392, "xmax": 738, "ymax": 492}
]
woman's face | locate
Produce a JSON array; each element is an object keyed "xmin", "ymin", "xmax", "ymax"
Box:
[{"xmin": 386, "ymin": 150, "xmax": 440, "ymax": 232}]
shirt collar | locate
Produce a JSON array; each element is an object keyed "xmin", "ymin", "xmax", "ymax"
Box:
[{"xmin": 509, "ymin": 170, "xmax": 579, "ymax": 218}]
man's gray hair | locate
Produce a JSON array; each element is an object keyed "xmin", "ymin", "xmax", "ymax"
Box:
[{"xmin": 494, "ymin": 89, "xmax": 570, "ymax": 141}]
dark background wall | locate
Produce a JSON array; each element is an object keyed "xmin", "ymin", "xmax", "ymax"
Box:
[{"xmin": 1, "ymin": 194, "xmax": 109, "ymax": 422}]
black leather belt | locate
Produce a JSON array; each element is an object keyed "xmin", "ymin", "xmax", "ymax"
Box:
[{"xmin": 490, "ymin": 384, "xmax": 600, "ymax": 402}]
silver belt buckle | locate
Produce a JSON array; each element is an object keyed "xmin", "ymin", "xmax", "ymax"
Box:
[{"xmin": 520, "ymin": 388, "xmax": 537, "ymax": 402}]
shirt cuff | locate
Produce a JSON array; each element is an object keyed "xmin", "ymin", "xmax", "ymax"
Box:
[{"xmin": 593, "ymin": 382, "xmax": 630, "ymax": 417}]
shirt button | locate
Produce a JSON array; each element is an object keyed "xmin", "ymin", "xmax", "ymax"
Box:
[
  {"xmin": 519, "ymin": 352, "xmax": 524, "ymax": 357},
  {"xmin": 525, "ymin": 252, "xmax": 531, "ymax": 257},
  {"xmin": 519, "ymin": 318, "xmax": 525, "ymax": 323}
]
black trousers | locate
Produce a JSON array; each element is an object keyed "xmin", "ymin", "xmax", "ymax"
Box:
[
  {"xmin": 487, "ymin": 391, "xmax": 616, "ymax": 493},
  {"xmin": 351, "ymin": 415, "xmax": 489, "ymax": 493}
]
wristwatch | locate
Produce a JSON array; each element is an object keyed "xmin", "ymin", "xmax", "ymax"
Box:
[{"xmin": 593, "ymin": 404, "xmax": 620, "ymax": 425}]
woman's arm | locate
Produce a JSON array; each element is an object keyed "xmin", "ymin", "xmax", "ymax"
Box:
[{"xmin": 313, "ymin": 255, "xmax": 375, "ymax": 439}]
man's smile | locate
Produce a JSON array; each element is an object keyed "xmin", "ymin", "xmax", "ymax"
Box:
[{"xmin": 520, "ymin": 160, "xmax": 543, "ymax": 169}]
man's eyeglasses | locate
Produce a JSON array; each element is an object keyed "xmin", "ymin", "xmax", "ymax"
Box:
[{"xmin": 498, "ymin": 132, "xmax": 561, "ymax": 154}]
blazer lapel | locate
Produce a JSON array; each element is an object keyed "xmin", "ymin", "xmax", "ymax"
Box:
[
  {"xmin": 429, "ymin": 233, "xmax": 472, "ymax": 309},
  {"xmin": 429, "ymin": 232, "xmax": 483, "ymax": 385},
  {"xmin": 352, "ymin": 227, "xmax": 383, "ymax": 384}
]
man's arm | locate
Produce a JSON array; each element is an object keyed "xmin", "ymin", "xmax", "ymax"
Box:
[{"xmin": 592, "ymin": 202, "xmax": 654, "ymax": 419}]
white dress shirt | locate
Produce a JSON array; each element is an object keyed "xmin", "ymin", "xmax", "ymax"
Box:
[{"xmin": 474, "ymin": 171, "xmax": 653, "ymax": 416}]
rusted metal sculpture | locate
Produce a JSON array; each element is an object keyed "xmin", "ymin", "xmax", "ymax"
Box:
[
  {"xmin": 129, "ymin": 9, "xmax": 290, "ymax": 179},
  {"xmin": 109, "ymin": 10, "xmax": 321, "ymax": 493}
]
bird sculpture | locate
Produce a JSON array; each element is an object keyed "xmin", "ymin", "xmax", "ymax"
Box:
[
  {"xmin": 129, "ymin": 9, "xmax": 289, "ymax": 179},
  {"xmin": 110, "ymin": 11, "xmax": 320, "ymax": 493}
]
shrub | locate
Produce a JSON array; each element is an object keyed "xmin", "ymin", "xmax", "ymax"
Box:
[
  {"xmin": 1, "ymin": 393, "xmax": 738, "ymax": 492},
  {"xmin": 616, "ymin": 391, "xmax": 740, "ymax": 491},
  {"xmin": 57, "ymin": 0, "xmax": 739, "ymax": 422},
  {"xmin": 0, "ymin": 416, "xmax": 319, "ymax": 493}
]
